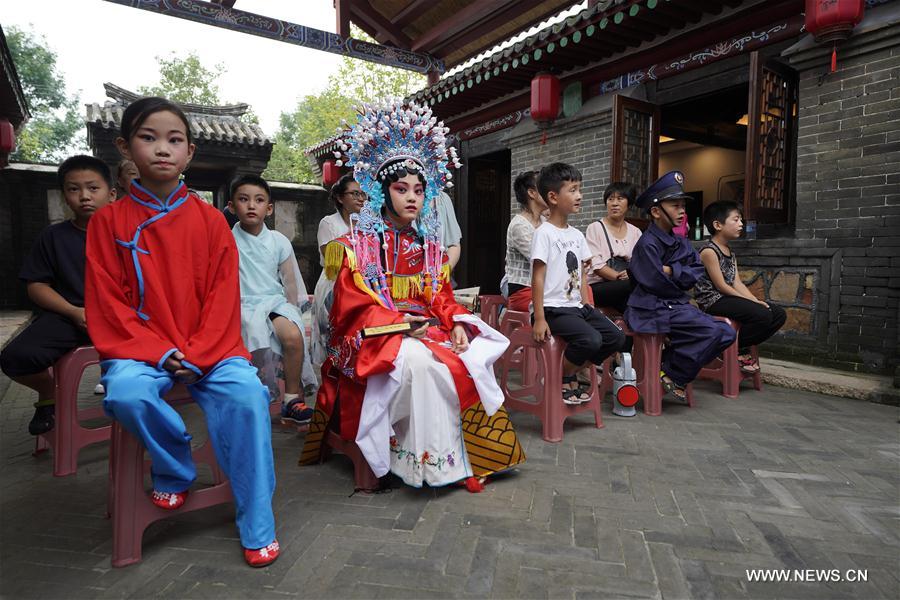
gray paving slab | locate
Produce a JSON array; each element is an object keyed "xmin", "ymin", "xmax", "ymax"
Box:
[{"xmin": 1, "ymin": 370, "xmax": 898, "ymax": 599}]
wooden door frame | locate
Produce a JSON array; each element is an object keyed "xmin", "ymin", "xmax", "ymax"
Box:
[{"xmin": 611, "ymin": 95, "xmax": 661, "ymax": 186}]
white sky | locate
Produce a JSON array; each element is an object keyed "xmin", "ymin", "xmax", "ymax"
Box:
[{"xmin": 4, "ymin": 0, "xmax": 346, "ymax": 134}]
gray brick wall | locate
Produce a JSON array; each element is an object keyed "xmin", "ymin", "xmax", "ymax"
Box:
[
  {"xmin": 786, "ymin": 8, "xmax": 900, "ymax": 374},
  {"xmin": 507, "ymin": 109, "xmax": 614, "ymax": 231}
]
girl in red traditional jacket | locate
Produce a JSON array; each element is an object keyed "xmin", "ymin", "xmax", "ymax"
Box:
[{"xmin": 85, "ymin": 97, "xmax": 279, "ymax": 567}]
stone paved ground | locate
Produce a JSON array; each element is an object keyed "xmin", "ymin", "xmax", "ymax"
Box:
[{"xmin": 1, "ymin": 367, "xmax": 898, "ymax": 600}]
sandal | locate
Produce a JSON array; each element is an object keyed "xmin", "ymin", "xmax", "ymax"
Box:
[
  {"xmin": 562, "ymin": 374, "xmax": 590, "ymax": 405},
  {"xmin": 660, "ymin": 371, "xmax": 686, "ymax": 400},
  {"xmin": 738, "ymin": 354, "xmax": 760, "ymax": 374}
]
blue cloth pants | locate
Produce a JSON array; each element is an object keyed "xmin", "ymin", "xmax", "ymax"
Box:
[
  {"xmin": 101, "ymin": 357, "xmax": 276, "ymax": 549},
  {"xmin": 658, "ymin": 305, "xmax": 736, "ymax": 386}
]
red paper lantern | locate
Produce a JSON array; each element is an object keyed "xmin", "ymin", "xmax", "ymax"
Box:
[
  {"xmin": 0, "ymin": 119, "xmax": 15, "ymax": 154},
  {"xmin": 321, "ymin": 159, "xmax": 340, "ymax": 188},
  {"xmin": 531, "ymin": 73, "xmax": 560, "ymax": 124},
  {"xmin": 805, "ymin": 0, "xmax": 865, "ymax": 44}
]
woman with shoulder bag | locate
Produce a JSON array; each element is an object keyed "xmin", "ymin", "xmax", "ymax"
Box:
[{"xmin": 585, "ymin": 182, "xmax": 641, "ymax": 314}]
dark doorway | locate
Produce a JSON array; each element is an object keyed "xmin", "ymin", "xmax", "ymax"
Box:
[{"xmin": 464, "ymin": 150, "xmax": 510, "ymax": 294}]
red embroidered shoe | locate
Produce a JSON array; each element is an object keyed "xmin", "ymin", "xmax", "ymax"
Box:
[
  {"xmin": 244, "ymin": 540, "xmax": 280, "ymax": 567},
  {"xmin": 150, "ymin": 489, "xmax": 188, "ymax": 510}
]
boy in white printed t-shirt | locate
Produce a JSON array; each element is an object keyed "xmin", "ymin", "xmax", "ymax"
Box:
[{"xmin": 530, "ymin": 162, "xmax": 625, "ymax": 404}]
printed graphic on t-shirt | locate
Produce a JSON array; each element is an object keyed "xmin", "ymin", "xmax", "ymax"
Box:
[{"xmin": 565, "ymin": 251, "xmax": 579, "ymax": 299}]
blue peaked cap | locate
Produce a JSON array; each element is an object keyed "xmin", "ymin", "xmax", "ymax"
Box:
[{"xmin": 635, "ymin": 170, "xmax": 692, "ymax": 213}]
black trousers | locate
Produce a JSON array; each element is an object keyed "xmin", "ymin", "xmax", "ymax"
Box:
[
  {"xmin": 0, "ymin": 312, "xmax": 90, "ymax": 377},
  {"xmin": 706, "ymin": 296, "xmax": 786, "ymax": 352},
  {"xmin": 589, "ymin": 279, "xmax": 634, "ymax": 314},
  {"xmin": 544, "ymin": 305, "xmax": 626, "ymax": 367}
]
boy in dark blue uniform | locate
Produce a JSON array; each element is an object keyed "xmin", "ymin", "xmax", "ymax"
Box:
[{"xmin": 625, "ymin": 171, "xmax": 734, "ymax": 399}]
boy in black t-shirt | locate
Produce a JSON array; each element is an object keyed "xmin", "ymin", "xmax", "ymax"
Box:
[{"xmin": 0, "ymin": 156, "xmax": 115, "ymax": 435}]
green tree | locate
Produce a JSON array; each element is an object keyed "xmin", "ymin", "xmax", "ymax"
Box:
[
  {"xmin": 7, "ymin": 26, "xmax": 84, "ymax": 163},
  {"xmin": 264, "ymin": 28, "xmax": 425, "ymax": 183},
  {"xmin": 139, "ymin": 52, "xmax": 225, "ymax": 105}
]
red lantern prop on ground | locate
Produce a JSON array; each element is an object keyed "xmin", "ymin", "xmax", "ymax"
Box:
[
  {"xmin": 0, "ymin": 119, "xmax": 15, "ymax": 154},
  {"xmin": 321, "ymin": 159, "xmax": 340, "ymax": 188},
  {"xmin": 531, "ymin": 73, "xmax": 560, "ymax": 145},
  {"xmin": 805, "ymin": 0, "xmax": 865, "ymax": 72}
]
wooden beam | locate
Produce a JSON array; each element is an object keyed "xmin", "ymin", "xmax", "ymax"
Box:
[
  {"xmin": 393, "ymin": 0, "xmax": 432, "ymax": 29},
  {"xmin": 429, "ymin": 0, "xmax": 556, "ymax": 58},
  {"xmin": 335, "ymin": 0, "xmax": 351, "ymax": 38},
  {"xmin": 102, "ymin": 0, "xmax": 444, "ymax": 74},
  {"xmin": 411, "ymin": 0, "xmax": 519, "ymax": 52},
  {"xmin": 349, "ymin": 0, "xmax": 413, "ymax": 47}
]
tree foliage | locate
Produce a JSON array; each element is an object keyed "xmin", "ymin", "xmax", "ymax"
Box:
[
  {"xmin": 138, "ymin": 52, "xmax": 225, "ymax": 105},
  {"xmin": 264, "ymin": 28, "xmax": 426, "ymax": 184},
  {"xmin": 7, "ymin": 26, "xmax": 84, "ymax": 163}
]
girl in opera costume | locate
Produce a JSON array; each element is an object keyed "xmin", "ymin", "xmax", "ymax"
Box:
[{"xmin": 300, "ymin": 99, "xmax": 525, "ymax": 492}]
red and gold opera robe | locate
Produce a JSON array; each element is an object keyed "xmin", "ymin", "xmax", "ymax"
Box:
[
  {"xmin": 85, "ymin": 182, "xmax": 249, "ymax": 373},
  {"xmin": 300, "ymin": 225, "xmax": 524, "ymax": 485}
]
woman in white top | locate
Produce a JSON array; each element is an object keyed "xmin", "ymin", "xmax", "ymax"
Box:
[
  {"xmin": 310, "ymin": 174, "xmax": 366, "ymax": 365},
  {"xmin": 585, "ymin": 182, "xmax": 642, "ymax": 314},
  {"xmin": 503, "ymin": 171, "xmax": 547, "ymax": 311}
]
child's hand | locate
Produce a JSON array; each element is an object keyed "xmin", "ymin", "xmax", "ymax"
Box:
[
  {"xmin": 402, "ymin": 314, "xmax": 429, "ymax": 339},
  {"xmin": 617, "ymin": 270, "xmax": 629, "ymax": 280},
  {"xmin": 68, "ymin": 307, "xmax": 87, "ymax": 330},
  {"xmin": 756, "ymin": 299, "xmax": 770, "ymax": 308},
  {"xmin": 662, "ymin": 265, "xmax": 673, "ymax": 276},
  {"xmin": 532, "ymin": 319, "xmax": 550, "ymax": 343},
  {"xmin": 450, "ymin": 324, "xmax": 469, "ymax": 354},
  {"xmin": 165, "ymin": 351, "xmax": 199, "ymax": 384}
]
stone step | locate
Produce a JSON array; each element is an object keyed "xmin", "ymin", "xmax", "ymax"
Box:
[{"xmin": 761, "ymin": 357, "xmax": 900, "ymax": 406}]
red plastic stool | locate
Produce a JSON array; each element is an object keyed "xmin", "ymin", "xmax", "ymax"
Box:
[
  {"xmin": 478, "ymin": 294, "xmax": 506, "ymax": 330},
  {"xmin": 33, "ymin": 346, "xmax": 111, "ymax": 477},
  {"xmin": 107, "ymin": 385, "xmax": 233, "ymax": 567},
  {"xmin": 499, "ymin": 310, "xmax": 538, "ymax": 378},
  {"xmin": 499, "ymin": 324, "xmax": 607, "ymax": 443},
  {"xmin": 698, "ymin": 317, "xmax": 762, "ymax": 398},
  {"xmin": 323, "ymin": 430, "xmax": 380, "ymax": 491}
]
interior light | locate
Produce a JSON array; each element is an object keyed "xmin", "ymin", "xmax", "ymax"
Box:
[
  {"xmin": 659, "ymin": 135, "xmax": 675, "ymax": 143},
  {"xmin": 736, "ymin": 114, "xmax": 749, "ymax": 125}
]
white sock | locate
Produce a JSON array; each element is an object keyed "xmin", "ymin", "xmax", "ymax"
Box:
[{"xmin": 283, "ymin": 392, "xmax": 300, "ymax": 406}]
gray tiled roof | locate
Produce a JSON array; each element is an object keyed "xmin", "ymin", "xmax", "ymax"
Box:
[{"xmin": 85, "ymin": 83, "xmax": 271, "ymax": 147}]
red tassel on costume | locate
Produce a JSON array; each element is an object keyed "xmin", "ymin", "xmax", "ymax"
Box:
[
  {"xmin": 462, "ymin": 476, "xmax": 485, "ymax": 493},
  {"xmin": 831, "ymin": 46, "xmax": 837, "ymax": 73}
]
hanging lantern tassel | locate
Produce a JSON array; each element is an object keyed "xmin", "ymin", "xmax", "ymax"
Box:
[
  {"xmin": 541, "ymin": 130, "xmax": 548, "ymax": 145},
  {"xmin": 831, "ymin": 45, "xmax": 837, "ymax": 72}
]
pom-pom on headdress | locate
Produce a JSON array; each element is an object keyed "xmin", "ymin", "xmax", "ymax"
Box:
[{"xmin": 333, "ymin": 98, "xmax": 462, "ymax": 242}]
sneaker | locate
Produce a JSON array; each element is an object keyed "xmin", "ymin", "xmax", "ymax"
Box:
[
  {"xmin": 150, "ymin": 489, "xmax": 188, "ymax": 510},
  {"xmin": 244, "ymin": 540, "xmax": 280, "ymax": 567},
  {"xmin": 281, "ymin": 399, "xmax": 314, "ymax": 424},
  {"xmin": 93, "ymin": 383, "xmax": 105, "ymax": 395},
  {"xmin": 28, "ymin": 404, "xmax": 55, "ymax": 436}
]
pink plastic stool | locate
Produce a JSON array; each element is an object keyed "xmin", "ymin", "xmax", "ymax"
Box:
[
  {"xmin": 698, "ymin": 317, "xmax": 762, "ymax": 398},
  {"xmin": 323, "ymin": 430, "xmax": 380, "ymax": 491},
  {"xmin": 499, "ymin": 321, "xmax": 607, "ymax": 443},
  {"xmin": 600, "ymin": 310, "xmax": 693, "ymax": 416},
  {"xmin": 478, "ymin": 294, "xmax": 506, "ymax": 330},
  {"xmin": 499, "ymin": 310, "xmax": 537, "ymax": 378},
  {"xmin": 107, "ymin": 385, "xmax": 232, "ymax": 567},
  {"xmin": 33, "ymin": 346, "xmax": 111, "ymax": 477}
]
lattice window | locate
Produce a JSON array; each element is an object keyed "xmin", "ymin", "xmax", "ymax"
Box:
[{"xmin": 612, "ymin": 96, "xmax": 659, "ymax": 214}]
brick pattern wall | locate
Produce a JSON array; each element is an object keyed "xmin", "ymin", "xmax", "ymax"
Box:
[
  {"xmin": 790, "ymin": 23, "xmax": 900, "ymax": 374},
  {"xmin": 507, "ymin": 111, "xmax": 614, "ymax": 231},
  {"xmin": 0, "ymin": 169, "xmax": 55, "ymax": 309}
]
